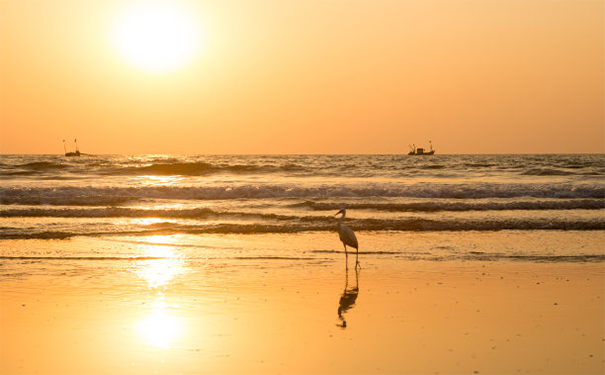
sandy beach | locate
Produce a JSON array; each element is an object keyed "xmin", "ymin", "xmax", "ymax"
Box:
[{"xmin": 1, "ymin": 232, "xmax": 603, "ymax": 374}]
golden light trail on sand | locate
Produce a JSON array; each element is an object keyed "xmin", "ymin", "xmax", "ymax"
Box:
[
  {"xmin": 134, "ymin": 236, "xmax": 186, "ymax": 289},
  {"xmin": 133, "ymin": 235, "xmax": 187, "ymax": 348},
  {"xmin": 137, "ymin": 298, "xmax": 183, "ymax": 349}
]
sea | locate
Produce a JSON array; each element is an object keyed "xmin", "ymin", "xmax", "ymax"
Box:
[{"xmin": 1, "ymin": 153, "xmax": 604, "ymax": 264}]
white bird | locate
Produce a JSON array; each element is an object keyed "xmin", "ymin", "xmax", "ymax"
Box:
[{"xmin": 335, "ymin": 208, "xmax": 360, "ymax": 267}]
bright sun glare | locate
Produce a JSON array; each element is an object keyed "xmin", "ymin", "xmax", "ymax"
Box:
[{"xmin": 112, "ymin": 1, "xmax": 202, "ymax": 73}]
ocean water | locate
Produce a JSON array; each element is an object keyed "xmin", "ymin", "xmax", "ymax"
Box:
[{"xmin": 1, "ymin": 154, "xmax": 604, "ymax": 264}]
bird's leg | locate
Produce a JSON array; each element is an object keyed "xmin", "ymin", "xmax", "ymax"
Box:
[
  {"xmin": 355, "ymin": 247, "xmax": 361, "ymax": 269},
  {"xmin": 343, "ymin": 244, "xmax": 349, "ymax": 269}
]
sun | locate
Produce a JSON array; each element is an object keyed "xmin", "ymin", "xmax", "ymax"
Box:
[{"xmin": 112, "ymin": 1, "xmax": 202, "ymax": 73}]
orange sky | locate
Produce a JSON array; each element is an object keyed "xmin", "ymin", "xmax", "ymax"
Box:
[{"xmin": 1, "ymin": 0, "xmax": 603, "ymax": 154}]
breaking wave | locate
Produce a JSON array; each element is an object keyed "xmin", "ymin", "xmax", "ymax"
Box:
[
  {"xmin": 115, "ymin": 162, "xmax": 305, "ymax": 176},
  {"xmin": 1, "ymin": 198, "xmax": 604, "ymax": 219},
  {"xmin": 289, "ymin": 199, "xmax": 605, "ymax": 212},
  {"xmin": 2, "ymin": 217, "xmax": 603, "ymax": 239},
  {"xmin": 1, "ymin": 154, "xmax": 603, "ymax": 179},
  {"xmin": 2, "ymin": 183, "xmax": 604, "ymax": 206},
  {"xmin": 2, "ymin": 154, "xmax": 604, "ymax": 243}
]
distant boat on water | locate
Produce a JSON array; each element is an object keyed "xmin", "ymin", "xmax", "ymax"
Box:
[
  {"xmin": 408, "ymin": 141, "xmax": 435, "ymax": 155},
  {"xmin": 63, "ymin": 139, "xmax": 81, "ymax": 157}
]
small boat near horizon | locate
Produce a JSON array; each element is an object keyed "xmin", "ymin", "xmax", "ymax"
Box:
[
  {"xmin": 63, "ymin": 139, "xmax": 81, "ymax": 157},
  {"xmin": 408, "ymin": 141, "xmax": 435, "ymax": 155}
]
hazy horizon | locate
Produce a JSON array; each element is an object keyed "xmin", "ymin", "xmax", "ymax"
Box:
[{"xmin": 2, "ymin": 151, "xmax": 605, "ymax": 156}]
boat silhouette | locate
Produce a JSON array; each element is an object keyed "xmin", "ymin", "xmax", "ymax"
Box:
[
  {"xmin": 63, "ymin": 139, "xmax": 81, "ymax": 157},
  {"xmin": 408, "ymin": 140, "xmax": 435, "ymax": 155}
]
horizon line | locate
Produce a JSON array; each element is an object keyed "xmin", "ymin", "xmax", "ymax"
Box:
[{"xmin": 1, "ymin": 152, "xmax": 604, "ymax": 156}]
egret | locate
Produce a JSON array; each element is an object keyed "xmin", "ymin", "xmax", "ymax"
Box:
[{"xmin": 335, "ymin": 208, "xmax": 360, "ymax": 267}]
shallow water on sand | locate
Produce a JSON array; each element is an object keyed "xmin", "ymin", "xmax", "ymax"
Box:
[{"xmin": 1, "ymin": 231, "xmax": 604, "ymax": 374}]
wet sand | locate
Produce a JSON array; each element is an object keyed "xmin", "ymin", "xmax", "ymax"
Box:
[{"xmin": 1, "ymin": 233, "xmax": 604, "ymax": 374}]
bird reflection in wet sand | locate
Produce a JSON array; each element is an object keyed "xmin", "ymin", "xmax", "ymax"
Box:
[
  {"xmin": 337, "ymin": 264, "xmax": 359, "ymax": 328},
  {"xmin": 335, "ymin": 208, "xmax": 360, "ymax": 269}
]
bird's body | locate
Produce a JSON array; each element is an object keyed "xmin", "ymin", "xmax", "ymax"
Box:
[
  {"xmin": 338, "ymin": 222, "xmax": 358, "ymax": 250},
  {"xmin": 335, "ymin": 209, "xmax": 360, "ymax": 267}
]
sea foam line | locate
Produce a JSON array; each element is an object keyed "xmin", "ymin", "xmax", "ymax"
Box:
[
  {"xmin": 1, "ymin": 183, "xmax": 604, "ymax": 205},
  {"xmin": 0, "ymin": 256, "xmax": 168, "ymax": 261},
  {"xmin": 1, "ymin": 218, "xmax": 604, "ymax": 239},
  {"xmin": 1, "ymin": 199, "xmax": 604, "ymax": 218}
]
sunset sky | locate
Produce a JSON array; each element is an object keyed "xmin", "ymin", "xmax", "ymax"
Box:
[{"xmin": 1, "ymin": 0, "xmax": 603, "ymax": 155}]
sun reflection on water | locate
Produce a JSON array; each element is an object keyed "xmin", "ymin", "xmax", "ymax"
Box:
[
  {"xmin": 131, "ymin": 217, "xmax": 174, "ymax": 226},
  {"xmin": 133, "ymin": 235, "xmax": 187, "ymax": 289},
  {"xmin": 138, "ymin": 175, "xmax": 185, "ymax": 186},
  {"xmin": 132, "ymin": 235, "xmax": 188, "ymax": 348},
  {"xmin": 137, "ymin": 298, "xmax": 183, "ymax": 349}
]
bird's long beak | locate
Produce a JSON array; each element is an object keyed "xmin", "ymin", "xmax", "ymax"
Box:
[{"xmin": 335, "ymin": 209, "xmax": 344, "ymax": 216}]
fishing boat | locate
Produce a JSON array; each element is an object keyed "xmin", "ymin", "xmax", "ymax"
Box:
[
  {"xmin": 63, "ymin": 139, "xmax": 81, "ymax": 157},
  {"xmin": 408, "ymin": 141, "xmax": 435, "ymax": 155}
]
